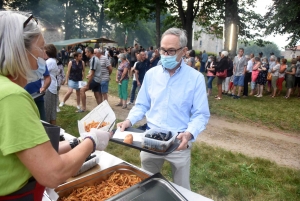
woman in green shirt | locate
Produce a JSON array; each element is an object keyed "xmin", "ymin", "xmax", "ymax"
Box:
[
  {"xmin": 0, "ymin": 11, "xmax": 110, "ymax": 199},
  {"xmin": 285, "ymin": 58, "xmax": 297, "ymax": 98}
]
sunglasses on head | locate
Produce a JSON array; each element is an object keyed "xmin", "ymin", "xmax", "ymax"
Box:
[{"xmin": 23, "ymin": 14, "xmax": 38, "ymax": 29}]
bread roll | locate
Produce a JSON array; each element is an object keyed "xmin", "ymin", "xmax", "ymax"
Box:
[{"xmin": 123, "ymin": 134, "xmax": 133, "ymax": 144}]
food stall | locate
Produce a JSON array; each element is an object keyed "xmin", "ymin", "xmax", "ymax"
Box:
[{"xmin": 42, "ymin": 101, "xmax": 212, "ymax": 201}]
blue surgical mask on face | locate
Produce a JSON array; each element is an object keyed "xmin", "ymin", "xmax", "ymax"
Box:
[
  {"xmin": 27, "ymin": 50, "xmax": 46, "ymax": 83},
  {"xmin": 160, "ymin": 54, "xmax": 179, "ymax": 70}
]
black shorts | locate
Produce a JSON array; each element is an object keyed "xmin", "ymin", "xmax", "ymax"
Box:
[
  {"xmin": 294, "ymin": 77, "xmax": 300, "ymax": 87},
  {"xmin": 89, "ymin": 79, "xmax": 101, "ymax": 92}
]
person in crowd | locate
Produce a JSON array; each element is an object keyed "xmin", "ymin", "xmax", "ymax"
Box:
[
  {"xmin": 126, "ymin": 47, "xmax": 131, "ymax": 62},
  {"xmin": 195, "ymin": 55, "xmax": 201, "ymax": 71},
  {"xmin": 130, "ymin": 43, "xmax": 139, "ymax": 67},
  {"xmin": 231, "ymin": 48, "xmax": 247, "ymax": 99},
  {"xmin": 216, "ymin": 52, "xmax": 221, "ymax": 62},
  {"xmin": 94, "ymin": 48, "xmax": 112, "ymax": 102},
  {"xmin": 79, "ymin": 47, "xmax": 102, "ymax": 112},
  {"xmin": 135, "ymin": 51, "xmax": 151, "ymax": 88},
  {"xmin": 128, "ymin": 53, "xmax": 141, "ymax": 105},
  {"xmin": 270, "ymin": 57, "xmax": 280, "ymax": 98},
  {"xmin": 105, "ymin": 46, "xmax": 110, "ymax": 58},
  {"xmin": 201, "ymin": 50, "xmax": 208, "ymax": 72},
  {"xmin": 243, "ymin": 54, "xmax": 254, "ymax": 97},
  {"xmin": 150, "ymin": 49, "xmax": 160, "ymax": 67},
  {"xmin": 215, "ymin": 51, "xmax": 229, "ymax": 100},
  {"xmin": 59, "ymin": 52, "xmax": 85, "ymax": 110},
  {"xmin": 0, "ymin": 12, "xmax": 111, "ymax": 199},
  {"xmin": 115, "ymin": 53, "xmax": 129, "ymax": 109},
  {"xmin": 56, "ymin": 60, "xmax": 65, "ymax": 112},
  {"xmin": 267, "ymin": 55, "xmax": 276, "ymax": 93},
  {"xmin": 258, "ymin": 52, "xmax": 263, "ymax": 59},
  {"xmin": 61, "ymin": 47, "xmax": 66, "ymax": 66},
  {"xmin": 276, "ymin": 58, "xmax": 287, "ymax": 96},
  {"xmin": 147, "ymin": 46, "xmax": 154, "ymax": 59},
  {"xmin": 284, "ymin": 58, "xmax": 296, "ymax": 98},
  {"xmin": 25, "ymin": 67, "xmax": 51, "ymax": 121},
  {"xmin": 250, "ymin": 57, "xmax": 261, "ymax": 96},
  {"xmin": 255, "ymin": 57, "xmax": 269, "ymax": 97},
  {"xmin": 187, "ymin": 50, "xmax": 196, "ymax": 69},
  {"xmin": 223, "ymin": 56, "xmax": 234, "ymax": 95},
  {"xmin": 206, "ymin": 56, "xmax": 216, "ymax": 96},
  {"xmin": 117, "ymin": 28, "xmax": 210, "ymax": 190},
  {"xmin": 113, "ymin": 47, "xmax": 119, "ymax": 68},
  {"xmin": 44, "ymin": 44, "xmax": 59, "ymax": 124},
  {"xmin": 294, "ymin": 56, "xmax": 300, "ymax": 97},
  {"xmin": 184, "ymin": 51, "xmax": 190, "ymax": 64}
]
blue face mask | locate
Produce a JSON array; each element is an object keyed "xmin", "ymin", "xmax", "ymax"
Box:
[
  {"xmin": 27, "ymin": 51, "xmax": 46, "ymax": 83},
  {"xmin": 160, "ymin": 54, "xmax": 179, "ymax": 70}
]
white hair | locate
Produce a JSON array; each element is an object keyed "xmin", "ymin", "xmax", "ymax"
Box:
[
  {"xmin": 221, "ymin": 51, "xmax": 228, "ymax": 57},
  {"xmin": 270, "ymin": 55, "xmax": 276, "ymax": 60},
  {"xmin": 161, "ymin": 28, "xmax": 187, "ymax": 47},
  {"xmin": 119, "ymin": 53, "xmax": 126, "ymax": 60},
  {"xmin": 0, "ymin": 11, "xmax": 42, "ymax": 79}
]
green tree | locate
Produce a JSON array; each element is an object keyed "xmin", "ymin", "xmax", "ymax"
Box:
[{"xmin": 265, "ymin": 0, "xmax": 300, "ymax": 48}]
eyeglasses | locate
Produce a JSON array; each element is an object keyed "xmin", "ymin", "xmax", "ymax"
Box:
[
  {"xmin": 159, "ymin": 47, "xmax": 183, "ymax": 56},
  {"xmin": 23, "ymin": 14, "xmax": 38, "ymax": 29}
]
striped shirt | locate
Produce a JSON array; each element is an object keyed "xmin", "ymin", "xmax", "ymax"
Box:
[{"xmin": 99, "ymin": 55, "xmax": 111, "ymax": 81}]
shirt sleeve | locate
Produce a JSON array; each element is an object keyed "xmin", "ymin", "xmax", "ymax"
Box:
[
  {"xmin": 90, "ymin": 57, "xmax": 96, "ymax": 71},
  {"xmin": 106, "ymin": 58, "xmax": 110, "ymax": 67},
  {"xmin": 186, "ymin": 74, "xmax": 210, "ymax": 141},
  {"xmin": 127, "ymin": 72, "xmax": 151, "ymax": 125},
  {"xmin": 0, "ymin": 92, "xmax": 49, "ymax": 156},
  {"xmin": 46, "ymin": 59, "xmax": 56, "ymax": 72},
  {"xmin": 43, "ymin": 66, "xmax": 49, "ymax": 76}
]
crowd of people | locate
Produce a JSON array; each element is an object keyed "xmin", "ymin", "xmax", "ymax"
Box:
[{"xmin": 202, "ymin": 48, "xmax": 300, "ymax": 100}]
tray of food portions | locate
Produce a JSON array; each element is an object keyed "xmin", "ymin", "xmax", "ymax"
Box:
[{"xmin": 110, "ymin": 127, "xmax": 181, "ymax": 156}]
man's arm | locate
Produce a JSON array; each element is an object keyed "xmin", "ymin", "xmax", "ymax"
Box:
[{"xmin": 186, "ymin": 74, "xmax": 210, "ymax": 141}]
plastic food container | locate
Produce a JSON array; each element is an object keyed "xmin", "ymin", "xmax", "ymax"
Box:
[{"xmin": 141, "ymin": 128, "xmax": 177, "ymax": 152}]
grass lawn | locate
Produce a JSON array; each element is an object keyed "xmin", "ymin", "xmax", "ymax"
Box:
[{"xmin": 57, "ymin": 105, "xmax": 300, "ymax": 201}]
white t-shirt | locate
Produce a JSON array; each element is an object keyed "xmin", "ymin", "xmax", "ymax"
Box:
[
  {"xmin": 46, "ymin": 58, "xmax": 58, "ymax": 94},
  {"xmin": 246, "ymin": 59, "xmax": 253, "ymax": 72},
  {"xmin": 271, "ymin": 64, "xmax": 280, "ymax": 77},
  {"xmin": 132, "ymin": 61, "xmax": 139, "ymax": 81}
]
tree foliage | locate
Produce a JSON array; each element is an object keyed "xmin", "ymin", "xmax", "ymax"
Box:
[{"xmin": 265, "ymin": 0, "xmax": 300, "ymax": 48}]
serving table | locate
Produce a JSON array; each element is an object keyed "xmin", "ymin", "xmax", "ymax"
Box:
[{"xmin": 42, "ymin": 133, "xmax": 212, "ymax": 201}]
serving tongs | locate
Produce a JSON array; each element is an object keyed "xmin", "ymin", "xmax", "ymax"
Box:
[{"xmin": 96, "ymin": 114, "xmax": 109, "ymax": 129}]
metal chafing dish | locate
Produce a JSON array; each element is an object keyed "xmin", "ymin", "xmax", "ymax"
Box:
[{"xmin": 55, "ymin": 163, "xmax": 187, "ymax": 201}]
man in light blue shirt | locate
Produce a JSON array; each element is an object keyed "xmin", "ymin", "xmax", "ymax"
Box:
[
  {"xmin": 118, "ymin": 28, "xmax": 210, "ymax": 190},
  {"xmin": 201, "ymin": 50, "xmax": 208, "ymax": 72}
]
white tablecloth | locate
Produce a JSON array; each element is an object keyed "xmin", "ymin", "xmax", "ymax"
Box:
[{"xmin": 43, "ymin": 133, "xmax": 212, "ymax": 201}]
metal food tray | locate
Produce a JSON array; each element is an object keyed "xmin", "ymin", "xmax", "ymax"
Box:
[
  {"xmin": 55, "ymin": 163, "xmax": 150, "ymax": 199},
  {"xmin": 110, "ymin": 127, "xmax": 180, "ymax": 156},
  {"xmin": 107, "ymin": 173, "xmax": 188, "ymax": 201},
  {"xmin": 30, "ymin": 92, "xmax": 45, "ymax": 100}
]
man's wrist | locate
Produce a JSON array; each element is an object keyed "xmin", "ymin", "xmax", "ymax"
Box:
[{"xmin": 185, "ymin": 131, "xmax": 193, "ymax": 141}]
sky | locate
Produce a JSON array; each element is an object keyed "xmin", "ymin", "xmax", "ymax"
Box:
[{"xmin": 253, "ymin": 0, "xmax": 290, "ymax": 50}]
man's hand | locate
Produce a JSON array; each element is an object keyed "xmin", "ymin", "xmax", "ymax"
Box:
[
  {"xmin": 176, "ymin": 131, "xmax": 192, "ymax": 151},
  {"xmin": 137, "ymin": 81, "xmax": 141, "ymax": 87},
  {"xmin": 117, "ymin": 119, "xmax": 132, "ymax": 132}
]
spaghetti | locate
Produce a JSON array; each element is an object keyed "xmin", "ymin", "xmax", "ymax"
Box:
[
  {"xmin": 59, "ymin": 172, "xmax": 142, "ymax": 201},
  {"xmin": 84, "ymin": 121, "xmax": 109, "ymax": 132}
]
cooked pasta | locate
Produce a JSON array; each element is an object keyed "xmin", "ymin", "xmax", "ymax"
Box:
[
  {"xmin": 59, "ymin": 172, "xmax": 142, "ymax": 201},
  {"xmin": 84, "ymin": 121, "xmax": 109, "ymax": 132}
]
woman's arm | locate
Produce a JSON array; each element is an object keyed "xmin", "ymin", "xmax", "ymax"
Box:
[
  {"xmin": 16, "ymin": 139, "xmax": 94, "ymax": 188},
  {"xmin": 82, "ymin": 61, "xmax": 85, "ymax": 80},
  {"xmin": 120, "ymin": 66, "xmax": 129, "ymax": 82},
  {"xmin": 286, "ymin": 67, "xmax": 296, "ymax": 75},
  {"xmin": 64, "ymin": 61, "xmax": 72, "ymax": 84}
]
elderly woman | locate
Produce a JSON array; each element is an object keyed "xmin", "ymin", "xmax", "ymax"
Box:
[
  {"xmin": 270, "ymin": 57, "xmax": 280, "ymax": 97},
  {"xmin": 206, "ymin": 56, "xmax": 216, "ymax": 96},
  {"xmin": 116, "ymin": 53, "xmax": 129, "ymax": 108},
  {"xmin": 285, "ymin": 58, "xmax": 297, "ymax": 98},
  {"xmin": 0, "ymin": 11, "xmax": 110, "ymax": 198},
  {"xmin": 215, "ymin": 51, "xmax": 229, "ymax": 100},
  {"xmin": 44, "ymin": 44, "xmax": 59, "ymax": 124},
  {"xmin": 250, "ymin": 57, "xmax": 261, "ymax": 96},
  {"xmin": 276, "ymin": 58, "xmax": 287, "ymax": 96},
  {"xmin": 59, "ymin": 52, "xmax": 85, "ymax": 109}
]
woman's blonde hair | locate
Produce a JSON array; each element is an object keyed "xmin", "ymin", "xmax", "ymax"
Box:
[{"xmin": 0, "ymin": 11, "xmax": 42, "ymax": 79}]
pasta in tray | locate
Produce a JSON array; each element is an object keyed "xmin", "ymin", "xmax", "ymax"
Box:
[
  {"xmin": 84, "ymin": 121, "xmax": 109, "ymax": 132},
  {"xmin": 59, "ymin": 172, "xmax": 142, "ymax": 201}
]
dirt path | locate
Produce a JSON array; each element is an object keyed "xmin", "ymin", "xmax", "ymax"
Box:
[{"xmin": 58, "ymin": 85, "xmax": 300, "ymax": 169}]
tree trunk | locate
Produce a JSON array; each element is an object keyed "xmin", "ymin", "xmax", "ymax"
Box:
[
  {"xmin": 185, "ymin": 0, "xmax": 194, "ymax": 49},
  {"xmin": 0, "ymin": 0, "xmax": 4, "ymax": 10},
  {"xmin": 155, "ymin": 0, "xmax": 161, "ymax": 48},
  {"xmin": 64, "ymin": 1, "xmax": 72, "ymax": 40},
  {"xmin": 224, "ymin": 0, "xmax": 238, "ymax": 57},
  {"xmin": 97, "ymin": 0, "xmax": 105, "ymax": 37}
]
